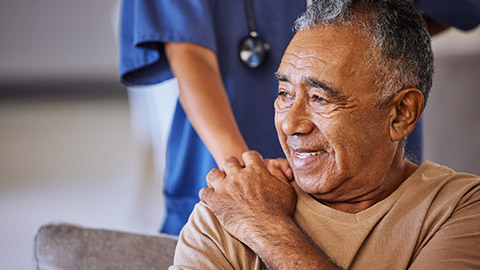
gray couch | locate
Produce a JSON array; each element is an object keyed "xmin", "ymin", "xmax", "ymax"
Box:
[{"xmin": 33, "ymin": 223, "xmax": 178, "ymax": 270}]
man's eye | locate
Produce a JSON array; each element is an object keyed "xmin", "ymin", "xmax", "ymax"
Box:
[
  {"xmin": 275, "ymin": 90, "xmax": 294, "ymax": 110},
  {"xmin": 278, "ymin": 90, "xmax": 292, "ymax": 98},
  {"xmin": 312, "ymin": 94, "xmax": 329, "ymax": 104}
]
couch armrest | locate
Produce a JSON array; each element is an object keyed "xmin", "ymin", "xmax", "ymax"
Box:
[{"xmin": 33, "ymin": 223, "xmax": 178, "ymax": 270}]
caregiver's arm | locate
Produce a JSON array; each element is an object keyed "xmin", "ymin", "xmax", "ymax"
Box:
[{"xmin": 165, "ymin": 42, "xmax": 248, "ymax": 167}]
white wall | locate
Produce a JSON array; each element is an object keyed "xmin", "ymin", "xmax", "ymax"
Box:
[{"xmin": 0, "ymin": 0, "xmax": 120, "ymax": 82}]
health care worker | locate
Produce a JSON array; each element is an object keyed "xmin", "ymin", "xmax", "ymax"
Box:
[{"xmin": 119, "ymin": 0, "xmax": 479, "ymax": 235}]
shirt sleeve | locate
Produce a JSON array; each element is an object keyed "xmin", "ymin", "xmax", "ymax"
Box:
[
  {"xmin": 119, "ymin": 0, "xmax": 217, "ymax": 85},
  {"xmin": 415, "ymin": 0, "xmax": 480, "ymax": 31},
  {"xmin": 169, "ymin": 203, "xmax": 263, "ymax": 270},
  {"xmin": 409, "ymin": 187, "xmax": 480, "ymax": 269}
]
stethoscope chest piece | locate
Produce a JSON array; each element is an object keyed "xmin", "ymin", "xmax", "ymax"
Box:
[
  {"xmin": 239, "ymin": 0, "xmax": 271, "ymax": 69},
  {"xmin": 239, "ymin": 31, "xmax": 270, "ymax": 69}
]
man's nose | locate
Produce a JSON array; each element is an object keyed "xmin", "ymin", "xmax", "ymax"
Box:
[{"xmin": 281, "ymin": 100, "xmax": 314, "ymax": 136}]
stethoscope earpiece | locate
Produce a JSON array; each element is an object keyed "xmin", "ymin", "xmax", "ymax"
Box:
[
  {"xmin": 239, "ymin": 31, "xmax": 270, "ymax": 69},
  {"xmin": 239, "ymin": 0, "xmax": 270, "ymax": 69}
]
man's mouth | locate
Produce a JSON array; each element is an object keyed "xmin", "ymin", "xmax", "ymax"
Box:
[
  {"xmin": 295, "ymin": 150, "xmax": 325, "ymax": 159},
  {"xmin": 291, "ymin": 149, "xmax": 327, "ymax": 168}
]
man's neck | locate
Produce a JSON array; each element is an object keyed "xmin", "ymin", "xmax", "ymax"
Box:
[{"xmin": 318, "ymin": 159, "xmax": 419, "ymax": 214}]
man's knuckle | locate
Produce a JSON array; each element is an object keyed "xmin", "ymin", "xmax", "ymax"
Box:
[{"xmin": 222, "ymin": 156, "xmax": 238, "ymax": 167}]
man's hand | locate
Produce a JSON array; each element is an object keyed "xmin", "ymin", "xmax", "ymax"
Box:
[
  {"xmin": 264, "ymin": 157, "xmax": 294, "ymax": 181},
  {"xmin": 199, "ymin": 150, "xmax": 297, "ymax": 245},
  {"xmin": 199, "ymin": 151, "xmax": 341, "ymax": 269}
]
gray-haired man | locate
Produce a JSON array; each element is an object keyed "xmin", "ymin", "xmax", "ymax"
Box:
[{"xmin": 170, "ymin": 0, "xmax": 480, "ymax": 269}]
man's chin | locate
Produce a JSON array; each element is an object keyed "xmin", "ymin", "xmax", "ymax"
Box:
[{"xmin": 294, "ymin": 175, "xmax": 332, "ymax": 196}]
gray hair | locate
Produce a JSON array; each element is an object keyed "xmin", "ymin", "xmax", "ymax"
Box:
[{"xmin": 295, "ymin": 0, "xmax": 434, "ymax": 107}]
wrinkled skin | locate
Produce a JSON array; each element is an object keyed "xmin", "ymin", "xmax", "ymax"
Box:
[
  {"xmin": 200, "ymin": 151, "xmax": 297, "ymax": 244},
  {"xmin": 274, "ymin": 27, "xmax": 419, "ymax": 213}
]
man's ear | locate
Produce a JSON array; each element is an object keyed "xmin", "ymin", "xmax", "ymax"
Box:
[{"xmin": 389, "ymin": 88, "xmax": 424, "ymax": 141}]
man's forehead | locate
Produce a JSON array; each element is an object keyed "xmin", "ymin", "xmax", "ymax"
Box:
[
  {"xmin": 290, "ymin": 28, "xmax": 365, "ymax": 57},
  {"xmin": 277, "ymin": 26, "xmax": 380, "ymax": 102},
  {"xmin": 279, "ymin": 27, "xmax": 369, "ymax": 74}
]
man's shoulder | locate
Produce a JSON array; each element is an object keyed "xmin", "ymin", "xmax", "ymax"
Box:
[
  {"xmin": 174, "ymin": 202, "xmax": 261, "ymax": 269},
  {"xmin": 185, "ymin": 202, "xmax": 222, "ymax": 235},
  {"xmin": 405, "ymin": 162, "xmax": 480, "ymax": 268},
  {"xmin": 402, "ymin": 160, "xmax": 480, "ymax": 222},
  {"xmin": 413, "ymin": 160, "xmax": 480, "ymax": 194}
]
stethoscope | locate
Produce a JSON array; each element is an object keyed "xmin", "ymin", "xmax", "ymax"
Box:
[
  {"xmin": 239, "ymin": 0, "xmax": 312, "ymax": 69},
  {"xmin": 238, "ymin": 0, "xmax": 270, "ymax": 68}
]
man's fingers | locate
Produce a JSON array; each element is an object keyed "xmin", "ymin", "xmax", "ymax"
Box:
[
  {"xmin": 199, "ymin": 187, "xmax": 214, "ymax": 205},
  {"xmin": 277, "ymin": 158, "xmax": 294, "ymax": 181},
  {"xmin": 221, "ymin": 156, "xmax": 243, "ymax": 173},
  {"xmin": 206, "ymin": 168, "xmax": 225, "ymax": 189},
  {"xmin": 242, "ymin": 150, "xmax": 264, "ymax": 167},
  {"xmin": 266, "ymin": 160, "xmax": 289, "ymax": 182},
  {"xmin": 265, "ymin": 158, "xmax": 294, "ymax": 181}
]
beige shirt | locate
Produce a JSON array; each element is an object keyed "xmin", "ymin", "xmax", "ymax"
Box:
[{"xmin": 170, "ymin": 161, "xmax": 480, "ymax": 269}]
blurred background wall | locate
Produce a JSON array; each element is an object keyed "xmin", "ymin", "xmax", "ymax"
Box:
[
  {"xmin": 0, "ymin": 1, "xmax": 164, "ymax": 269},
  {"xmin": 0, "ymin": 0, "xmax": 479, "ymax": 269},
  {"xmin": 0, "ymin": 0, "xmax": 119, "ymax": 82},
  {"xmin": 423, "ymin": 31, "xmax": 480, "ymax": 175}
]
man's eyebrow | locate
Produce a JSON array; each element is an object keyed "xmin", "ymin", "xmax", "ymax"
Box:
[
  {"xmin": 274, "ymin": 72, "xmax": 289, "ymax": 82},
  {"xmin": 306, "ymin": 77, "xmax": 339, "ymax": 97},
  {"xmin": 275, "ymin": 73, "xmax": 341, "ymax": 98}
]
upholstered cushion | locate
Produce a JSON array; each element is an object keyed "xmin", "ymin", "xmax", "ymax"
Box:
[{"xmin": 33, "ymin": 223, "xmax": 178, "ymax": 270}]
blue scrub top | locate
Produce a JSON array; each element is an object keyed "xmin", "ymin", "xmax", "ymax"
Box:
[
  {"xmin": 415, "ymin": 0, "xmax": 480, "ymax": 30},
  {"xmin": 120, "ymin": 0, "xmax": 480, "ymax": 235},
  {"xmin": 120, "ymin": 0, "xmax": 306, "ymax": 235}
]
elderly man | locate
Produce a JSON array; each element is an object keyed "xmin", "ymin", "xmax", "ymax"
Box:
[{"xmin": 170, "ymin": 0, "xmax": 480, "ymax": 269}]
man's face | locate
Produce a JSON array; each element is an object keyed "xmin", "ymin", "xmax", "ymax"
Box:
[{"xmin": 275, "ymin": 27, "xmax": 398, "ymax": 204}]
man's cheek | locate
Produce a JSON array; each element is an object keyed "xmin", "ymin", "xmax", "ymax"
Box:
[{"xmin": 274, "ymin": 115, "xmax": 284, "ymax": 136}]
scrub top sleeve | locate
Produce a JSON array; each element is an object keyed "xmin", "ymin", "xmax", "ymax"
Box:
[
  {"xmin": 120, "ymin": 0, "xmax": 217, "ymax": 85},
  {"xmin": 415, "ymin": 0, "xmax": 480, "ymax": 31}
]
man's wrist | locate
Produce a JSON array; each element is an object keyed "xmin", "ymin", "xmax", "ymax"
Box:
[{"xmin": 248, "ymin": 217, "xmax": 342, "ymax": 270}]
